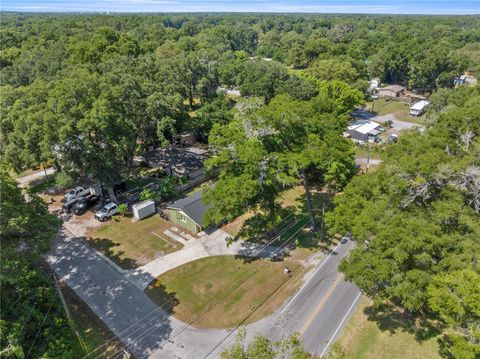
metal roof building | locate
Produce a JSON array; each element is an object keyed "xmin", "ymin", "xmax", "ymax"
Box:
[
  {"xmin": 166, "ymin": 191, "xmax": 211, "ymax": 233},
  {"xmin": 346, "ymin": 120, "xmax": 381, "ymax": 142},
  {"xmin": 409, "ymin": 100, "xmax": 430, "ymax": 116}
]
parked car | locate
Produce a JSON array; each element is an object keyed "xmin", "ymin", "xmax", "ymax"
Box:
[
  {"xmin": 64, "ymin": 186, "xmax": 90, "ymax": 202},
  {"xmin": 95, "ymin": 202, "xmax": 119, "ymax": 222},
  {"xmin": 388, "ymin": 134, "xmax": 399, "ymax": 143},
  {"xmin": 72, "ymin": 195, "xmax": 100, "ymax": 215},
  {"xmin": 62, "ymin": 197, "xmax": 81, "ymax": 213}
]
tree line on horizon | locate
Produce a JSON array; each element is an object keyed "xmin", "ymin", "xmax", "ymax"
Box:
[{"xmin": 0, "ymin": 13, "xmax": 479, "ymax": 358}]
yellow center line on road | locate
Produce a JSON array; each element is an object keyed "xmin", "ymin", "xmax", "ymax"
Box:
[{"xmin": 299, "ymin": 273, "xmax": 344, "ymax": 337}]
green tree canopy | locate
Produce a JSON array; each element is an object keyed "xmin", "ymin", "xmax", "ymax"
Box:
[{"xmin": 326, "ymin": 85, "xmax": 480, "ymax": 357}]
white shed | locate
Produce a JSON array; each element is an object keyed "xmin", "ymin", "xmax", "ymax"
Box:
[{"xmin": 132, "ymin": 200, "xmax": 156, "ymax": 220}]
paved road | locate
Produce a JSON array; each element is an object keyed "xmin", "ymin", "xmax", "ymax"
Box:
[
  {"xmin": 202, "ymin": 237, "xmax": 361, "ymax": 358},
  {"xmin": 46, "ymin": 228, "xmax": 267, "ymax": 359},
  {"xmin": 16, "ymin": 167, "xmax": 55, "ymax": 187},
  {"xmin": 46, "ymin": 228, "xmax": 178, "ymax": 358},
  {"xmin": 48, "ymin": 227, "xmax": 359, "ymax": 358},
  {"xmin": 356, "ymin": 156, "xmax": 382, "ymax": 166},
  {"xmin": 351, "ymin": 109, "xmax": 423, "ymax": 132},
  {"xmin": 279, "ymin": 238, "xmax": 360, "ymax": 356},
  {"xmin": 372, "ymin": 114, "xmax": 421, "ymax": 131}
]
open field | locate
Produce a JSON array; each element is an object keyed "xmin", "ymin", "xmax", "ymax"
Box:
[
  {"xmin": 335, "ymin": 297, "xmax": 441, "ymax": 359},
  {"xmin": 87, "ymin": 215, "xmax": 182, "ymax": 269},
  {"xmin": 145, "ymin": 255, "xmax": 304, "ymax": 328},
  {"xmin": 366, "ymin": 99, "xmax": 426, "ymax": 124}
]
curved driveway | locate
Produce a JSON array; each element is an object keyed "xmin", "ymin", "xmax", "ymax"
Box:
[
  {"xmin": 47, "ymin": 227, "xmax": 359, "ymax": 358},
  {"xmin": 126, "ymin": 229, "xmax": 278, "ymax": 290}
]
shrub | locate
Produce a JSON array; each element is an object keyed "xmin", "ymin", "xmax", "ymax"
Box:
[
  {"xmin": 118, "ymin": 203, "xmax": 128, "ymax": 215},
  {"xmin": 140, "ymin": 188, "xmax": 156, "ymax": 201},
  {"xmin": 55, "ymin": 172, "xmax": 75, "ymax": 188}
]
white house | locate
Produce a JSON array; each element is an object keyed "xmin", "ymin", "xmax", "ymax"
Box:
[
  {"xmin": 369, "ymin": 78, "xmax": 381, "ymax": 91},
  {"xmin": 346, "ymin": 120, "xmax": 381, "ymax": 142},
  {"xmin": 409, "ymin": 100, "xmax": 430, "ymax": 116}
]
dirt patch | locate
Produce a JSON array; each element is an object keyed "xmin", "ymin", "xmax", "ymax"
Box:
[{"xmin": 64, "ymin": 212, "xmax": 103, "ymax": 238}]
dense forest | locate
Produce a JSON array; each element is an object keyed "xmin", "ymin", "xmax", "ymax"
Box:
[
  {"xmin": 1, "ymin": 13, "xmax": 479, "ymax": 183},
  {"xmin": 1, "ymin": 13, "xmax": 479, "ymax": 358},
  {"xmin": 326, "ymin": 85, "xmax": 480, "ymax": 358}
]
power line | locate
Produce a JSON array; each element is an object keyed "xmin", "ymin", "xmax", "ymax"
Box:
[
  {"xmin": 107, "ymin": 218, "xmax": 307, "ymax": 359},
  {"xmin": 52, "ymin": 272, "xmax": 87, "ymax": 353},
  {"xmin": 85, "ymin": 213, "xmax": 298, "ymax": 359},
  {"xmin": 87, "ymin": 214, "xmax": 298, "ymax": 359},
  {"xmin": 116, "ymin": 221, "xmax": 310, "ymax": 359},
  {"xmin": 203, "ymin": 215, "xmax": 339, "ymax": 358},
  {"xmin": 25, "ymin": 293, "xmax": 57, "ymax": 358}
]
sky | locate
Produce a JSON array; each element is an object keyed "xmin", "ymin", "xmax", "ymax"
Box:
[{"xmin": 1, "ymin": 0, "xmax": 479, "ymax": 14}]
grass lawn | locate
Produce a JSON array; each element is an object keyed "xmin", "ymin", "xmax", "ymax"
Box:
[
  {"xmin": 355, "ymin": 145, "xmax": 383, "ymax": 160},
  {"xmin": 366, "ymin": 99, "xmax": 426, "ymax": 124},
  {"xmin": 335, "ymin": 297, "xmax": 441, "ymax": 359},
  {"xmin": 87, "ymin": 215, "xmax": 182, "ymax": 269},
  {"xmin": 145, "ymin": 255, "xmax": 304, "ymax": 329},
  {"xmin": 222, "ymin": 186, "xmax": 331, "ymax": 260}
]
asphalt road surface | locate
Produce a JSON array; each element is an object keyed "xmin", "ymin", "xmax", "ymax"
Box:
[
  {"xmin": 204, "ymin": 237, "xmax": 361, "ymax": 358},
  {"xmin": 16, "ymin": 167, "xmax": 55, "ymax": 188},
  {"xmin": 48, "ymin": 227, "xmax": 360, "ymax": 358}
]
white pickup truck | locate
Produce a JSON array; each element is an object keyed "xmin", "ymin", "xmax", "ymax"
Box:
[
  {"xmin": 64, "ymin": 186, "xmax": 91, "ymax": 202},
  {"xmin": 64, "ymin": 184, "xmax": 102, "ymax": 202}
]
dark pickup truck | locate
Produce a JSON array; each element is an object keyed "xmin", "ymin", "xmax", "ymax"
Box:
[
  {"xmin": 72, "ymin": 195, "xmax": 100, "ymax": 215},
  {"xmin": 62, "ymin": 197, "xmax": 80, "ymax": 213}
]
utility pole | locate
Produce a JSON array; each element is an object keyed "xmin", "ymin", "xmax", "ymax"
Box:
[
  {"xmin": 52, "ymin": 272, "xmax": 87, "ymax": 352},
  {"xmin": 320, "ymin": 202, "xmax": 326, "ymax": 241},
  {"xmin": 42, "ymin": 164, "xmax": 50, "ymax": 182},
  {"xmin": 366, "ymin": 142, "xmax": 370, "ymax": 174}
]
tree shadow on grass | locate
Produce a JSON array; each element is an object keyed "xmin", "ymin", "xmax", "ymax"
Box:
[
  {"xmin": 85, "ymin": 237, "xmax": 138, "ymax": 270},
  {"xmin": 144, "ymin": 280, "xmax": 180, "ymax": 315},
  {"xmin": 231, "ymin": 189, "xmax": 335, "ymax": 264},
  {"xmin": 364, "ymin": 301, "xmax": 445, "ymax": 343}
]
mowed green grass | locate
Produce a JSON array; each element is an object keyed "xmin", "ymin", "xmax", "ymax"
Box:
[
  {"xmin": 88, "ymin": 215, "xmax": 182, "ymax": 269},
  {"xmin": 336, "ymin": 298, "xmax": 441, "ymax": 359},
  {"xmin": 145, "ymin": 255, "xmax": 303, "ymax": 328},
  {"xmin": 366, "ymin": 99, "xmax": 426, "ymax": 124}
]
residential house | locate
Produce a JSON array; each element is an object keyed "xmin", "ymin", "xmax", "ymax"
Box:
[
  {"xmin": 369, "ymin": 78, "xmax": 381, "ymax": 92},
  {"xmin": 346, "ymin": 120, "xmax": 381, "ymax": 143},
  {"xmin": 454, "ymin": 72, "xmax": 478, "ymax": 87},
  {"xmin": 409, "ymin": 100, "xmax": 430, "ymax": 116},
  {"xmin": 377, "ymin": 85, "xmax": 406, "ymax": 98},
  {"xmin": 166, "ymin": 191, "xmax": 210, "ymax": 234}
]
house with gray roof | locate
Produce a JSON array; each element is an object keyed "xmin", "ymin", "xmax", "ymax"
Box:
[
  {"xmin": 377, "ymin": 85, "xmax": 406, "ymax": 98},
  {"xmin": 166, "ymin": 191, "xmax": 211, "ymax": 234}
]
